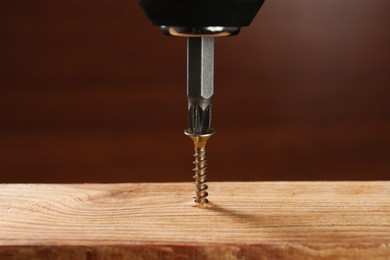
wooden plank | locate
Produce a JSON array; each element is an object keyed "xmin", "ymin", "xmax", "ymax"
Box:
[{"xmin": 0, "ymin": 182, "xmax": 389, "ymax": 259}]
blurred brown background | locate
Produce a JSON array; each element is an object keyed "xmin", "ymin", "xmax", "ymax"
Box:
[{"xmin": 0, "ymin": 0, "xmax": 389, "ymax": 183}]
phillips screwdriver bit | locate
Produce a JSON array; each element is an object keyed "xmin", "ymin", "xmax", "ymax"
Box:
[{"xmin": 187, "ymin": 37, "xmax": 214, "ymax": 136}]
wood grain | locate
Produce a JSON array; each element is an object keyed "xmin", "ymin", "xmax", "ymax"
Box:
[{"xmin": 0, "ymin": 182, "xmax": 390, "ymax": 259}]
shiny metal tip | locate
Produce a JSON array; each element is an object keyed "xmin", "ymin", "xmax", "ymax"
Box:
[{"xmin": 161, "ymin": 26, "xmax": 240, "ymax": 37}]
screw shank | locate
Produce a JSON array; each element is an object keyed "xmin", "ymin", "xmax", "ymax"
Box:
[{"xmin": 185, "ymin": 130, "xmax": 215, "ymax": 205}]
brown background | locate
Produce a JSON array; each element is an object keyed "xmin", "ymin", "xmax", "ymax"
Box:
[{"xmin": 0, "ymin": 0, "xmax": 389, "ymax": 183}]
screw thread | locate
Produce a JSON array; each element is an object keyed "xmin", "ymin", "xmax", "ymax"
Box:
[
  {"xmin": 193, "ymin": 146, "xmax": 208, "ymax": 204},
  {"xmin": 185, "ymin": 129, "xmax": 214, "ymax": 205}
]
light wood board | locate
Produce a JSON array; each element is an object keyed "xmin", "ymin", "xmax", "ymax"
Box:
[{"xmin": 0, "ymin": 182, "xmax": 389, "ymax": 259}]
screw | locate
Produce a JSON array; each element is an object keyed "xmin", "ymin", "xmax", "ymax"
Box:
[{"xmin": 185, "ymin": 129, "xmax": 215, "ymax": 205}]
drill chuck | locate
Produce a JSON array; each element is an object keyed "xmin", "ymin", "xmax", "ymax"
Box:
[{"xmin": 139, "ymin": 0, "xmax": 265, "ymax": 37}]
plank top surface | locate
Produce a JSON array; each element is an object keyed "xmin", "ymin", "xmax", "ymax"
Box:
[{"xmin": 0, "ymin": 182, "xmax": 390, "ymax": 258}]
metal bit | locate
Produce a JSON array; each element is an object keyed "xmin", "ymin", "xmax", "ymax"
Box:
[
  {"xmin": 187, "ymin": 37, "xmax": 214, "ymax": 135},
  {"xmin": 185, "ymin": 37, "xmax": 215, "ymax": 205}
]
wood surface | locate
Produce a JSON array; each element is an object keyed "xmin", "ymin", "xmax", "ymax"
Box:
[
  {"xmin": 1, "ymin": 0, "xmax": 390, "ymax": 183},
  {"xmin": 0, "ymin": 182, "xmax": 389, "ymax": 259}
]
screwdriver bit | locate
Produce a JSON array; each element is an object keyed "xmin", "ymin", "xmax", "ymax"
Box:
[{"xmin": 187, "ymin": 37, "xmax": 214, "ymax": 135}]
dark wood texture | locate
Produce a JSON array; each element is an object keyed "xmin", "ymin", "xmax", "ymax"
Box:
[
  {"xmin": 0, "ymin": 0, "xmax": 389, "ymax": 182},
  {"xmin": 1, "ymin": 182, "xmax": 390, "ymax": 259}
]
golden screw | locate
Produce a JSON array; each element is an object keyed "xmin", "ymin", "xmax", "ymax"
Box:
[{"xmin": 185, "ymin": 129, "xmax": 215, "ymax": 205}]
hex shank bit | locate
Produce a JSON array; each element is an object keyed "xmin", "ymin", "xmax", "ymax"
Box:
[{"xmin": 187, "ymin": 37, "xmax": 214, "ymax": 135}]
